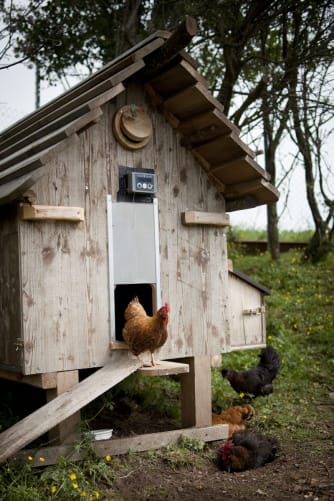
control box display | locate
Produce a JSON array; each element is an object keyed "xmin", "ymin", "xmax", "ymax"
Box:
[{"xmin": 127, "ymin": 172, "xmax": 157, "ymax": 194}]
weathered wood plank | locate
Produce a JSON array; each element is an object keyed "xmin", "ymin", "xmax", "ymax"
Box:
[
  {"xmin": 177, "ymin": 108, "xmax": 239, "ymax": 137},
  {"xmin": 148, "ymin": 58, "xmax": 207, "ymax": 97},
  {"xmin": 136, "ymin": 360, "xmax": 189, "ymax": 376},
  {"xmin": 163, "ymin": 82, "xmax": 223, "ymax": 120},
  {"xmin": 47, "ymin": 371, "xmax": 81, "ymax": 444},
  {"xmin": 179, "ymin": 356, "xmax": 212, "ymax": 428},
  {"xmin": 11, "ymin": 425, "xmax": 229, "ymax": 466},
  {"xmin": 181, "ymin": 211, "xmax": 230, "ymax": 227},
  {"xmin": 19, "ymin": 204, "xmax": 84, "ymax": 222},
  {"xmin": 210, "ymin": 155, "xmax": 270, "ymax": 184},
  {"xmin": 224, "ymin": 178, "xmax": 279, "ymax": 204},
  {"xmin": 0, "ymin": 354, "xmax": 142, "ymax": 464},
  {"xmin": 0, "ymin": 107, "xmax": 103, "ymax": 170},
  {"xmin": 193, "ymin": 131, "xmax": 256, "ymax": 166},
  {"xmin": 0, "ymin": 370, "xmax": 58, "ymax": 389}
]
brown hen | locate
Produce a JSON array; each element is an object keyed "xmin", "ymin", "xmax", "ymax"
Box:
[
  {"xmin": 212, "ymin": 404, "xmax": 255, "ymax": 437},
  {"xmin": 122, "ymin": 297, "xmax": 169, "ymax": 366}
]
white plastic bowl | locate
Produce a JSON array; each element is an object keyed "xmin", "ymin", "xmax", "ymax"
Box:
[{"xmin": 84, "ymin": 429, "xmax": 113, "ymax": 441}]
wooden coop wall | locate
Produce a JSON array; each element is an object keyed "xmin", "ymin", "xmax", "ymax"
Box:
[
  {"xmin": 0, "ymin": 205, "xmax": 22, "ymax": 370},
  {"xmin": 228, "ymin": 272, "xmax": 267, "ymax": 350},
  {"xmin": 2, "ymin": 82, "xmax": 230, "ymax": 375}
]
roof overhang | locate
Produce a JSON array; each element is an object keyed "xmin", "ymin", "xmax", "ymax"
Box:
[{"xmin": 0, "ymin": 18, "xmax": 279, "ymax": 210}]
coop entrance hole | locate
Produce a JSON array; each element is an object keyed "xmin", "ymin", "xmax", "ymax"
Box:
[{"xmin": 114, "ymin": 284, "xmax": 155, "ymax": 341}]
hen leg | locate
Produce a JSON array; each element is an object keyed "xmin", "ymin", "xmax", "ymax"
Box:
[{"xmin": 150, "ymin": 352, "xmax": 161, "ymax": 366}]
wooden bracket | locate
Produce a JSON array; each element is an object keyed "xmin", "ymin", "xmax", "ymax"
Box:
[
  {"xmin": 182, "ymin": 210, "xmax": 230, "ymax": 227},
  {"xmin": 19, "ymin": 204, "xmax": 84, "ymax": 222}
]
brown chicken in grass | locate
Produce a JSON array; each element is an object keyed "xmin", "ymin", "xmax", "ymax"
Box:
[
  {"xmin": 218, "ymin": 429, "xmax": 279, "ymax": 472},
  {"xmin": 122, "ymin": 297, "xmax": 170, "ymax": 366},
  {"xmin": 212, "ymin": 404, "xmax": 255, "ymax": 437}
]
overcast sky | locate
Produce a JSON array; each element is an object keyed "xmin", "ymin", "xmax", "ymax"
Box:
[{"xmin": 0, "ymin": 62, "xmax": 324, "ymax": 232}]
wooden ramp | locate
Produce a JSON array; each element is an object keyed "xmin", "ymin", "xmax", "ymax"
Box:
[{"xmin": 0, "ymin": 352, "xmax": 142, "ymax": 464}]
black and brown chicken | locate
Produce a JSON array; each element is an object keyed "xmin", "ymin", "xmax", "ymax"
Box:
[
  {"xmin": 218, "ymin": 429, "xmax": 279, "ymax": 472},
  {"xmin": 221, "ymin": 346, "xmax": 281, "ymax": 397}
]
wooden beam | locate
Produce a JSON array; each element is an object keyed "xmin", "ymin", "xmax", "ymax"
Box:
[
  {"xmin": 0, "ymin": 353, "xmax": 142, "ymax": 464},
  {"xmin": 47, "ymin": 371, "xmax": 80, "ymax": 444},
  {"xmin": 163, "ymin": 82, "xmax": 222, "ymax": 120},
  {"xmin": 10, "ymin": 425, "xmax": 229, "ymax": 466},
  {"xmin": 179, "ymin": 356, "xmax": 212, "ymax": 428},
  {"xmin": 224, "ymin": 178, "xmax": 279, "ymax": 203},
  {"xmin": 143, "ymin": 16, "xmax": 198, "ymax": 78},
  {"xmin": 19, "ymin": 204, "xmax": 84, "ymax": 222},
  {"xmin": 0, "ymin": 370, "xmax": 57, "ymax": 389},
  {"xmin": 225, "ymin": 195, "xmax": 259, "ymax": 212},
  {"xmin": 209, "ymin": 155, "xmax": 270, "ymax": 182},
  {"xmin": 181, "ymin": 211, "xmax": 230, "ymax": 227}
]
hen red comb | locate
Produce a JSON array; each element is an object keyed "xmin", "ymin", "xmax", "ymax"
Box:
[
  {"xmin": 164, "ymin": 302, "xmax": 170, "ymax": 313},
  {"xmin": 220, "ymin": 442, "xmax": 234, "ymax": 461}
]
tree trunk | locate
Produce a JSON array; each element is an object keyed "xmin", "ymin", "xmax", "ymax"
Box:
[
  {"xmin": 262, "ymin": 91, "xmax": 280, "ymax": 260},
  {"xmin": 267, "ymin": 204, "xmax": 280, "ymax": 259}
]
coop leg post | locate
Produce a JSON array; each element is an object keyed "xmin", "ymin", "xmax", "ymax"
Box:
[
  {"xmin": 46, "ymin": 370, "xmax": 81, "ymax": 444},
  {"xmin": 179, "ymin": 356, "xmax": 212, "ymax": 428}
]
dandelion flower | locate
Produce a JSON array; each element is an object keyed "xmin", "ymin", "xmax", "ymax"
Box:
[
  {"xmin": 105, "ymin": 455, "xmax": 112, "ymax": 461},
  {"xmin": 80, "ymin": 491, "xmax": 87, "ymax": 497},
  {"xmin": 39, "ymin": 456, "xmax": 45, "ymax": 463},
  {"xmin": 27, "ymin": 456, "xmax": 33, "ymax": 461},
  {"xmin": 239, "ymin": 392, "xmax": 245, "ymax": 398},
  {"xmin": 69, "ymin": 473, "xmax": 77, "ymax": 481},
  {"xmin": 72, "ymin": 482, "xmax": 79, "ymax": 489},
  {"xmin": 51, "ymin": 486, "xmax": 57, "ymax": 494}
]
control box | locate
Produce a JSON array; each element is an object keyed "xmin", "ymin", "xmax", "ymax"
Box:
[{"xmin": 127, "ymin": 172, "xmax": 157, "ymax": 194}]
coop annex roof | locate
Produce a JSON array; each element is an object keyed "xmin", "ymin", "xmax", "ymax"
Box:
[{"xmin": 0, "ymin": 23, "xmax": 279, "ymax": 210}]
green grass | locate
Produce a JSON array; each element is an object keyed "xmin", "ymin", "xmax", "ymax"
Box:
[
  {"xmin": 229, "ymin": 226, "xmax": 313, "ymax": 242},
  {"xmin": 0, "ymin": 243, "xmax": 333, "ymax": 497},
  {"xmin": 218, "ymin": 246, "xmax": 334, "ymax": 443}
]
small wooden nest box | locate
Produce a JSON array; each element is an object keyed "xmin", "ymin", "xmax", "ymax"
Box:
[{"xmin": 0, "ymin": 17, "xmax": 278, "ymax": 464}]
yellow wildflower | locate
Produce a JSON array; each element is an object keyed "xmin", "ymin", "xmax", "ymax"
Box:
[
  {"xmin": 39, "ymin": 456, "xmax": 45, "ymax": 463},
  {"xmin": 80, "ymin": 491, "xmax": 87, "ymax": 497},
  {"xmin": 27, "ymin": 456, "xmax": 33, "ymax": 461},
  {"xmin": 51, "ymin": 486, "xmax": 57, "ymax": 494},
  {"xmin": 239, "ymin": 392, "xmax": 245, "ymax": 398},
  {"xmin": 69, "ymin": 473, "xmax": 77, "ymax": 481},
  {"xmin": 72, "ymin": 482, "xmax": 79, "ymax": 489},
  {"xmin": 267, "ymin": 335, "xmax": 272, "ymax": 340},
  {"xmin": 105, "ymin": 454, "xmax": 112, "ymax": 461}
]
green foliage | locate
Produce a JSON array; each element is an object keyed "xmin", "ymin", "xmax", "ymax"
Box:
[
  {"xmin": 215, "ymin": 247, "xmax": 334, "ymax": 442},
  {"xmin": 0, "ymin": 448, "xmax": 115, "ymax": 500}
]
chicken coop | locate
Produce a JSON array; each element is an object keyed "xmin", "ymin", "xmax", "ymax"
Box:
[{"xmin": 0, "ymin": 17, "xmax": 278, "ymax": 464}]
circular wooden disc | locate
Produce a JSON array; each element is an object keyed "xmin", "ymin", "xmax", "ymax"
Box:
[
  {"xmin": 112, "ymin": 105, "xmax": 152, "ymax": 150},
  {"xmin": 120, "ymin": 106, "xmax": 152, "ymax": 141}
]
